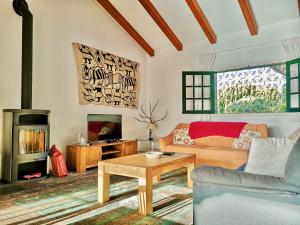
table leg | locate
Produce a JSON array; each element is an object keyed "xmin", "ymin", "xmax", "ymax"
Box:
[
  {"xmin": 98, "ymin": 162, "xmax": 110, "ymax": 203},
  {"xmin": 187, "ymin": 163, "xmax": 194, "ymax": 188},
  {"xmin": 138, "ymin": 174, "xmax": 153, "ymax": 215}
]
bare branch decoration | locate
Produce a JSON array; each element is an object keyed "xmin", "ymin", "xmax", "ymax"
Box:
[
  {"xmin": 134, "ymin": 100, "xmax": 167, "ymax": 125},
  {"xmin": 153, "ymin": 110, "xmax": 168, "ymax": 123},
  {"xmin": 134, "ymin": 118, "xmax": 149, "ymax": 123}
]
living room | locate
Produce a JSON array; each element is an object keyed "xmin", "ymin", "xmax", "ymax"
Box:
[{"xmin": 0, "ymin": 0, "xmax": 300, "ymax": 224}]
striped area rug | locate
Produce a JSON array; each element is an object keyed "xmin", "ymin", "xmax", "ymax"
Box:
[{"xmin": 0, "ymin": 168, "xmax": 192, "ymax": 225}]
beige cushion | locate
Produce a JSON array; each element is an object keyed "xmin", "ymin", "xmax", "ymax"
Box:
[
  {"xmin": 232, "ymin": 130, "xmax": 261, "ymax": 150},
  {"xmin": 165, "ymin": 144, "xmax": 248, "ymax": 159},
  {"xmin": 164, "ymin": 144, "xmax": 248, "ymax": 168},
  {"xmin": 173, "ymin": 128, "xmax": 194, "ymax": 145},
  {"xmin": 194, "ymin": 136, "xmax": 234, "ymax": 148}
]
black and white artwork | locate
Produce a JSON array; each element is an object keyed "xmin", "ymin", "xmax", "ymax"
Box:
[{"xmin": 72, "ymin": 43, "xmax": 140, "ymax": 108}]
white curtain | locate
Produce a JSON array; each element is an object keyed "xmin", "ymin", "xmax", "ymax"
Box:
[
  {"xmin": 198, "ymin": 53, "xmax": 216, "ymax": 71},
  {"xmin": 282, "ymin": 37, "xmax": 300, "ymax": 60}
]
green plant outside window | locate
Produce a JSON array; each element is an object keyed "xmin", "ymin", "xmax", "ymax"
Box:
[{"xmin": 217, "ymin": 64, "xmax": 286, "ymax": 113}]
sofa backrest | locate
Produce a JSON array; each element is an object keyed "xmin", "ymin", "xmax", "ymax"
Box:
[
  {"xmin": 285, "ymin": 139, "xmax": 300, "ymax": 187},
  {"xmin": 174, "ymin": 123, "xmax": 190, "ymax": 130},
  {"xmin": 244, "ymin": 124, "xmax": 268, "ymax": 138},
  {"xmin": 173, "ymin": 123, "xmax": 268, "ymax": 148}
]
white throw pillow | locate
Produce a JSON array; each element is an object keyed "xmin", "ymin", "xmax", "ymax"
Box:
[
  {"xmin": 173, "ymin": 128, "xmax": 194, "ymax": 145},
  {"xmin": 245, "ymin": 138, "xmax": 295, "ymax": 177},
  {"xmin": 288, "ymin": 127, "xmax": 300, "ymax": 144}
]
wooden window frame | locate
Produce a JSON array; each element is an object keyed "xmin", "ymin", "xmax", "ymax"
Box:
[
  {"xmin": 183, "ymin": 59, "xmax": 300, "ymax": 115},
  {"xmin": 182, "ymin": 71, "xmax": 215, "ymax": 114},
  {"xmin": 286, "ymin": 58, "xmax": 300, "ymax": 112}
]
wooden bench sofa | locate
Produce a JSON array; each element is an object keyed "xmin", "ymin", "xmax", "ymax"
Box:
[{"xmin": 160, "ymin": 123, "xmax": 268, "ymax": 169}]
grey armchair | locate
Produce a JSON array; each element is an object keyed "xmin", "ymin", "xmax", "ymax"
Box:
[{"xmin": 191, "ymin": 140, "xmax": 300, "ymax": 225}]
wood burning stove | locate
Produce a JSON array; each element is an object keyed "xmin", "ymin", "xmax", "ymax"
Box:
[
  {"xmin": 2, "ymin": 109, "xmax": 50, "ymax": 182},
  {"xmin": 1, "ymin": 1, "xmax": 51, "ymax": 182}
]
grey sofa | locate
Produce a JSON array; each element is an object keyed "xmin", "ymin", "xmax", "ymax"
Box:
[{"xmin": 191, "ymin": 140, "xmax": 300, "ymax": 225}]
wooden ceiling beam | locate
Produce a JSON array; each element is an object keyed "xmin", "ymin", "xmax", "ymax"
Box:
[
  {"xmin": 185, "ymin": 0, "xmax": 217, "ymax": 44},
  {"xmin": 238, "ymin": 0, "xmax": 258, "ymax": 36},
  {"xmin": 138, "ymin": 0, "xmax": 183, "ymax": 51},
  {"xmin": 96, "ymin": 0, "xmax": 155, "ymax": 56}
]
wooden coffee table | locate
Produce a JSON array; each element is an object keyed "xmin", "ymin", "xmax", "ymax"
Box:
[{"xmin": 98, "ymin": 153, "xmax": 195, "ymax": 215}]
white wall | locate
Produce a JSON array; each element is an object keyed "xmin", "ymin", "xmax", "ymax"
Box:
[
  {"xmin": 0, "ymin": 0, "xmax": 149, "ymax": 175},
  {"xmin": 148, "ymin": 18, "xmax": 300, "ymax": 138}
]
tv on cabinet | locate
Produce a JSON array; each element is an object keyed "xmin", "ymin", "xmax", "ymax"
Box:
[{"xmin": 87, "ymin": 114, "xmax": 122, "ymax": 143}]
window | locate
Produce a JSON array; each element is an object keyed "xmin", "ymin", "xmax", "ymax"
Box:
[
  {"xmin": 182, "ymin": 71, "xmax": 215, "ymax": 114},
  {"xmin": 217, "ymin": 64, "xmax": 286, "ymax": 113},
  {"xmin": 182, "ymin": 58, "xmax": 300, "ymax": 114},
  {"xmin": 286, "ymin": 58, "xmax": 300, "ymax": 112}
]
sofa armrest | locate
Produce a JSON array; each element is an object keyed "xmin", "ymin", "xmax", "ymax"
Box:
[
  {"xmin": 191, "ymin": 166, "xmax": 300, "ymax": 194},
  {"xmin": 159, "ymin": 133, "xmax": 173, "ymax": 151}
]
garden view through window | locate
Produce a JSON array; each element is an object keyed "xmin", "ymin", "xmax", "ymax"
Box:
[{"xmin": 216, "ymin": 64, "xmax": 286, "ymax": 113}]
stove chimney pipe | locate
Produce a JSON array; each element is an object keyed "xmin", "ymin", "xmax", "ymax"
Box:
[{"xmin": 13, "ymin": 0, "xmax": 32, "ymax": 109}]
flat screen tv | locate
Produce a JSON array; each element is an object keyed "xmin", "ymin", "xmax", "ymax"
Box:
[{"xmin": 87, "ymin": 114, "xmax": 122, "ymax": 143}]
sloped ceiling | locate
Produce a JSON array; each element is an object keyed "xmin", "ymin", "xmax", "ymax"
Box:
[{"xmin": 105, "ymin": 0, "xmax": 299, "ymax": 54}]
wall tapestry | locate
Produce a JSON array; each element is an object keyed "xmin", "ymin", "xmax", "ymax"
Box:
[{"xmin": 72, "ymin": 43, "xmax": 140, "ymax": 108}]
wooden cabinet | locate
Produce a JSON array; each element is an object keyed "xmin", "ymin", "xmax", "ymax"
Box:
[
  {"xmin": 123, "ymin": 141, "xmax": 137, "ymax": 156},
  {"xmin": 66, "ymin": 140, "xmax": 137, "ymax": 173},
  {"xmin": 86, "ymin": 146, "xmax": 99, "ymax": 167}
]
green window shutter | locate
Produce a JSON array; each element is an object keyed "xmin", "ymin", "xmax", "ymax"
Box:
[
  {"xmin": 286, "ymin": 58, "xmax": 300, "ymax": 112},
  {"xmin": 182, "ymin": 71, "xmax": 215, "ymax": 114}
]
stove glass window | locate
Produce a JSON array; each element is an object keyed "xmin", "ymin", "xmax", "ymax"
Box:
[{"xmin": 19, "ymin": 129, "xmax": 46, "ymax": 154}]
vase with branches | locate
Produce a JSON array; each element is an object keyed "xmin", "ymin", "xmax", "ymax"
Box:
[{"xmin": 134, "ymin": 100, "xmax": 168, "ymax": 140}]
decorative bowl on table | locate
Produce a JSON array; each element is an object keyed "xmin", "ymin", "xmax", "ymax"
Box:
[{"xmin": 145, "ymin": 151, "xmax": 163, "ymax": 159}]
